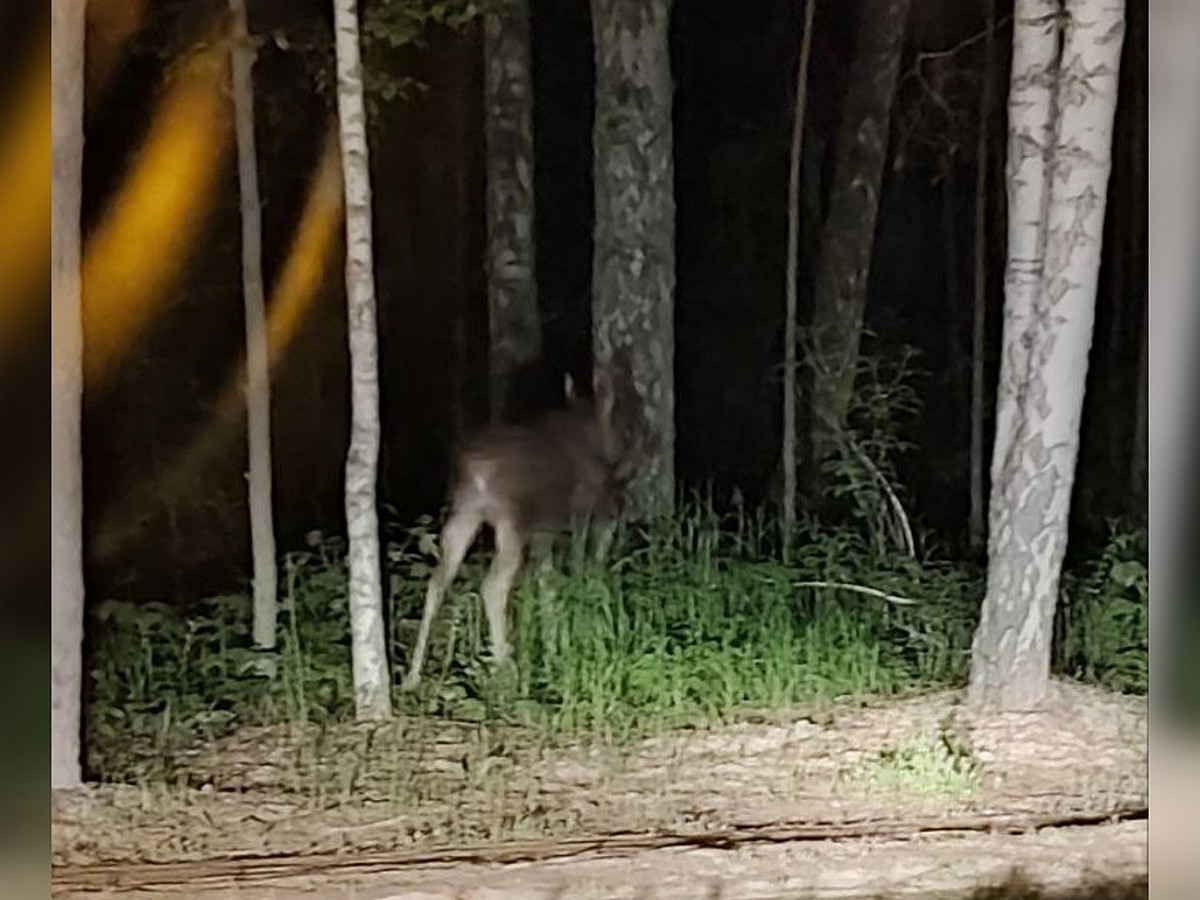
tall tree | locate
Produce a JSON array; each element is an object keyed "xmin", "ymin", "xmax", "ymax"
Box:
[
  {"xmin": 228, "ymin": 0, "xmax": 279, "ymax": 651},
  {"xmin": 781, "ymin": 0, "xmax": 817, "ymax": 552},
  {"xmin": 806, "ymin": 0, "xmax": 912, "ymax": 486},
  {"xmin": 1129, "ymin": 301, "xmax": 1146, "ymax": 506},
  {"xmin": 483, "ymin": 0, "xmax": 540, "ymax": 423},
  {"xmin": 968, "ymin": 0, "xmax": 997, "ymax": 555},
  {"xmin": 590, "ymin": 0, "xmax": 676, "ymax": 516},
  {"xmin": 51, "ymin": 0, "xmax": 87, "ymax": 790},
  {"xmin": 333, "ymin": 0, "xmax": 391, "ymax": 720},
  {"xmin": 969, "ymin": 0, "xmax": 1125, "ymax": 711}
]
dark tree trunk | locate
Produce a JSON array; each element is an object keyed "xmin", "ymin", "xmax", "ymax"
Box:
[
  {"xmin": 590, "ymin": 0, "xmax": 677, "ymax": 516},
  {"xmin": 969, "ymin": 0, "xmax": 997, "ymax": 556},
  {"xmin": 942, "ymin": 164, "xmax": 966, "ymax": 441},
  {"xmin": 1130, "ymin": 299, "xmax": 1147, "ymax": 509},
  {"xmin": 484, "ymin": 0, "xmax": 540, "ymax": 422},
  {"xmin": 807, "ymin": 0, "xmax": 913, "ymax": 490},
  {"xmin": 782, "ymin": 0, "xmax": 817, "ymax": 553}
]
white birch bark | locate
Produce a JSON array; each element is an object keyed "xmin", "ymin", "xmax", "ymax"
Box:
[
  {"xmin": 228, "ymin": 0, "xmax": 278, "ymax": 651},
  {"xmin": 333, "ymin": 0, "xmax": 391, "ymax": 720},
  {"xmin": 484, "ymin": 0, "xmax": 540, "ymax": 423},
  {"xmin": 51, "ymin": 0, "xmax": 87, "ymax": 790},
  {"xmin": 989, "ymin": 0, "xmax": 1060, "ymax": 486},
  {"xmin": 970, "ymin": 0, "xmax": 1125, "ymax": 711}
]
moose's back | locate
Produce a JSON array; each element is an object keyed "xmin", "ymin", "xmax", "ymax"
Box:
[{"xmin": 453, "ymin": 407, "xmax": 619, "ymax": 534}]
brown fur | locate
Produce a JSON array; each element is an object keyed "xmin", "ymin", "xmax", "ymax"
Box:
[{"xmin": 400, "ymin": 368, "xmax": 634, "ymax": 690}]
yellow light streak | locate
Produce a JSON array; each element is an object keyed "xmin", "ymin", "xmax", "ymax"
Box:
[
  {"xmin": 90, "ymin": 127, "xmax": 345, "ymax": 565},
  {"xmin": 82, "ymin": 42, "xmax": 233, "ymax": 384}
]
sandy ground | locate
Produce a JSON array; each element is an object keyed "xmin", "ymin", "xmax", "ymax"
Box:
[{"xmin": 51, "ymin": 680, "xmax": 1148, "ymax": 898}]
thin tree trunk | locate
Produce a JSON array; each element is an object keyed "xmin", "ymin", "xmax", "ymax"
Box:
[
  {"xmin": 450, "ymin": 43, "xmax": 472, "ymax": 444},
  {"xmin": 228, "ymin": 0, "xmax": 278, "ymax": 651},
  {"xmin": 484, "ymin": 0, "xmax": 540, "ymax": 423},
  {"xmin": 590, "ymin": 0, "xmax": 677, "ymax": 517},
  {"xmin": 51, "ymin": 0, "xmax": 87, "ymax": 791},
  {"xmin": 970, "ymin": 0, "xmax": 1125, "ymax": 712},
  {"xmin": 1127, "ymin": 12, "xmax": 1147, "ymax": 516},
  {"xmin": 807, "ymin": 0, "xmax": 912, "ymax": 484},
  {"xmin": 782, "ymin": 0, "xmax": 817, "ymax": 557},
  {"xmin": 451, "ymin": 161, "xmax": 469, "ymax": 444},
  {"xmin": 942, "ymin": 164, "xmax": 966, "ymax": 454},
  {"xmin": 333, "ymin": 0, "xmax": 391, "ymax": 721},
  {"xmin": 1130, "ymin": 299, "xmax": 1146, "ymax": 507},
  {"xmin": 968, "ymin": 0, "xmax": 996, "ymax": 557}
]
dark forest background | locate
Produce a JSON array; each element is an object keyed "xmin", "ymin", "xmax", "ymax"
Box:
[{"xmin": 4, "ymin": 0, "xmax": 1146, "ymax": 605}]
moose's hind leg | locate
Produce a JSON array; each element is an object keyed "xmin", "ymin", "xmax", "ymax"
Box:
[
  {"xmin": 529, "ymin": 531, "xmax": 556, "ymax": 576},
  {"xmin": 481, "ymin": 519, "xmax": 525, "ymax": 666},
  {"xmin": 401, "ymin": 508, "xmax": 481, "ymax": 691}
]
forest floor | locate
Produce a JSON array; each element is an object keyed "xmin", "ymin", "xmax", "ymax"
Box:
[{"xmin": 51, "ymin": 680, "xmax": 1148, "ymax": 899}]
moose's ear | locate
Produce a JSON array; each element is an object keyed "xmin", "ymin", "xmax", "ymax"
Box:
[{"xmin": 592, "ymin": 370, "xmax": 615, "ymax": 419}]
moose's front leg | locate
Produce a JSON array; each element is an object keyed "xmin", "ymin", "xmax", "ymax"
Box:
[{"xmin": 481, "ymin": 519, "xmax": 525, "ymax": 665}]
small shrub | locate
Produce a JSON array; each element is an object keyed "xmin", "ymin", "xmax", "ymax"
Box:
[
  {"xmin": 820, "ymin": 343, "xmax": 925, "ymax": 558},
  {"xmin": 842, "ymin": 724, "xmax": 981, "ymax": 798},
  {"xmin": 1054, "ymin": 522, "xmax": 1148, "ymax": 694}
]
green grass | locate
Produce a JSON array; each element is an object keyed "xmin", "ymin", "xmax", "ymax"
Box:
[
  {"xmin": 840, "ymin": 723, "xmax": 982, "ymax": 798},
  {"xmin": 1054, "ymin": 522, "xmax": 1148, "ymax": 695},
  {"xmin": 83, "ymin": 505, "xmax": 1146, "ymax": 782}
]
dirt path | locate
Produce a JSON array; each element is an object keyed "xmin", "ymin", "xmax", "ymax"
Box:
[
  {"xmin": 51, "ymin": 818, "xmax": 1148, "ymax": 899},
  {"xmin": 52, "ymin": 681, "xmax": 1148, "ymax": 898}
]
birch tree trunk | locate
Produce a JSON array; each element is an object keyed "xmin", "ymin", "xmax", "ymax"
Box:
[
  {"xmin": 51, "ymin": 0, "xmax": 87, "ymax": 790},
  {"xmin": 229, "ymin": 0, "xmax": 278, "ymax": 651},
  {"xmin": 484, "ymin": 0, "xmax": 540, "ymax": 423},
  {"xmin": 806, "ymin": 0, "xmax": 912, "ymax": 483},
  {"xmin": 988, "ymin": 0, "xmax": 1059, "ymax": 491},
  {"xmin": 591, "ymin": 0, "xmax": 676, "ymax": 517},
  {"xmin": 333, "ymin": 0, "xmax": 391, "ymax": 720},
  {"xmin": 781, "ymin": 0, "xmax": 817, "ymax": 554},
  {"xmin": 969, "ymin": 0, "xmax": 1125, "ymax": 711}
]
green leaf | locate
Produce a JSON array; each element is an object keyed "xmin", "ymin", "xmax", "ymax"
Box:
[{"xmin": 1110, "ymin": 559, "xmax": 1146, "ymax": 589}]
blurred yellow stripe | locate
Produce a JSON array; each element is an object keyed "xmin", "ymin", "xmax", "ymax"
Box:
[
  {"xmin": 82, "ymin": 42, "xmax": 232, "ymax": 384},
  {"xmin": 2, "ymin": 3, "xmax": 148, "ymax": 360},
  {"xmin": 90, "ymin": 127, "xmax": 345, "ymax": 565},
  {"xmin": 0, "ymin": 44, "xmax": 50, "ymax": 356},
  {"xmin": 267, "ymin": 126, "xmax": 343, "ymax": 366}
]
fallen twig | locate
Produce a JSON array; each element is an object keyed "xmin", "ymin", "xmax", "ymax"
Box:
[{"xmin": 794, "ymin": 580, "xmax": 918, "ymax": 606}]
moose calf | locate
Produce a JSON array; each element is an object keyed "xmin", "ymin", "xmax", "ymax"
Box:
[{"xmin": 400, "ymin": 368, "xmax": 633, "ymax": 690}]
